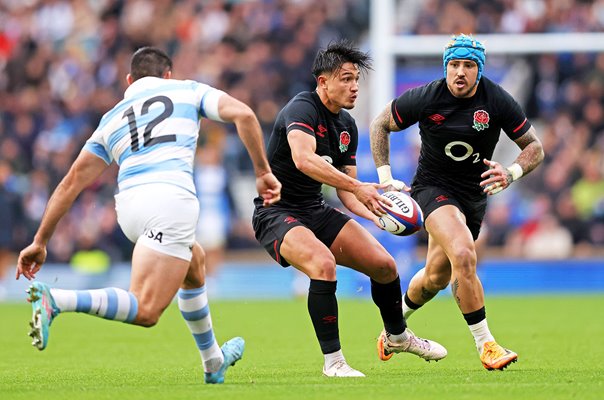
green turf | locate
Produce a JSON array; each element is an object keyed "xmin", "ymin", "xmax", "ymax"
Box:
[{"xmin": 1, "ymin": 295, "xmax": 603, "ymax": 400}]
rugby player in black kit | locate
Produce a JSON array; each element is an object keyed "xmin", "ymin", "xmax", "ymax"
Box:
[
  {"xmin": 370, "ymin": 34, "xmax": 544, "ymax": 371},
  {"xmin": 252, "ymin": 40, "xmax": 447, "ymax": 378}
]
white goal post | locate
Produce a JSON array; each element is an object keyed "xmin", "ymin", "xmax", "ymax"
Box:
[{"xmin": 369, "ymin": 0, "xmax": 604, "ymax": 118}]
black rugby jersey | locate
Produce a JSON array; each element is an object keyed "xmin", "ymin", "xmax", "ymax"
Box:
[
  {"xmin": 263, "ymin": 91, "xmax": 358, "ymax": 207},
  {"xmin": 391, "ymin": 77, "xmax": 531, "ymax": 199}
]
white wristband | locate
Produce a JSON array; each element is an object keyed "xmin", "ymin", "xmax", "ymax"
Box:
[
  {"xmin": 377, "ymin": 165, "xmax": 393, "ymax": 184},
  {"xmin": 507, "ymin": 163, "xmax": 523, "ymax": 181}
]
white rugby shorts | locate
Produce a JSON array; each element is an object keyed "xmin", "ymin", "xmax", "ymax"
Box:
[{"xmin": 115, "ymin": 183, "xmax": 198, "ymax": 261}]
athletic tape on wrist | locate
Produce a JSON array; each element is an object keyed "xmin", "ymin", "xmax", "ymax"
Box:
[
  {"xmin": 507, "ymin": 163, "xmax": 523, "ymax": 181},
  {"xmin": 377, "ymin": 165, "xmax": 393, "ymax": 184}
]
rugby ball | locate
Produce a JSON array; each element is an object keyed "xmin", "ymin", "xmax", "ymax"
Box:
[{"xmin": 379, "ymin": 191, "xmax": 424, "ymax": 236}]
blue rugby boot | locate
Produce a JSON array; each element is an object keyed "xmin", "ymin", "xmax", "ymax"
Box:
[
  {"xmin": 27, "ymin": 282, "xmax": 60, "ymax": 350},
  {"xmin": 204, "ymin": 337, "xmax": 245, "ymax": 384}
]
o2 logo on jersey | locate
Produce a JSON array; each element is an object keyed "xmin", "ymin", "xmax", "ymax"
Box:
[
  {"xmin": 444, "ymin": 140, "xmax": 480, "ymax": 163},
  {"xmin": 321, "ymin": 155, "xmax": 333, "ymax": 164}
]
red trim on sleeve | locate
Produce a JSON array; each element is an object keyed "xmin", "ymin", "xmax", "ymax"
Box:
[
  {"xmin": 287, "ymin": 122, "xmax": 315, "ymax": 133},
  {"xmin": 513, "ymin": 118, "xmax": 527, "ymax": 133},
  {"xmin": 393, "ymin": 105, "xmax": 403, "ymax": 125}
]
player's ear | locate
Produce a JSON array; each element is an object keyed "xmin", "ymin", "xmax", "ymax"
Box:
[
  {"xmin": 163, "ymin": 70, "xmax": 172, "ymax": 79},
  {"xmin": 126, "ymin": 73, "xmax": 134, "ymax": 86},
  {"xmin": 317, "ymin": 74, "xmax": 328, "ymax": 90}
]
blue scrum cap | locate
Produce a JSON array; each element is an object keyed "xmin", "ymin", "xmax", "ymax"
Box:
[{"xmin": 443, "ymin": 34, "xmax": 486, "ymax": 81}]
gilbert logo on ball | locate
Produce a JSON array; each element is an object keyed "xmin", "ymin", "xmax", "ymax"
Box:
[{"xmin": 379, "ymin": 191, "xmax": 424, "ymax": 236}]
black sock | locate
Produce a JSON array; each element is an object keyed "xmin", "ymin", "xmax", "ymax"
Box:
[
  {"xmin": 463, "ymin": 306, "xmax": 486, "ymax": 325},
  {"xmin": 371, "ymin": 276, "xmax": 406, "ymax": 335},
  {"xmin": 308, "ymin": 279, "xmax": 340, "ymax": 354},
  {"xmin": 404, "ymin": 292, "xmax": 422, "ymax": 310}
]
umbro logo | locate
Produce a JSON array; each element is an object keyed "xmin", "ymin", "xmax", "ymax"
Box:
[
  {"xmin": 435, "ymin": 195, "xmax": 448, "ymax": 203},
  {"xmin": 284, "ymin": 216, "xmax": 298, "ymax": 224},
  {"xmin": 316, "ymin": 124, "xmax": 328, "ymax": 137},
  {"xmin": 428, "ymin": 114, "xmax": 445, "ymax": 125}
]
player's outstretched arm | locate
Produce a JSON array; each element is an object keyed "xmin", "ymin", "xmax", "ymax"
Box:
[
  {"xmin": 217, "ymin": 94, "xmax": 281, "ymax": 206},
  {"xmin": 16, "ymin": 151, "xmax": 109, "ymax": 280},
  {"xmin": 288, "ymin": 130, "xmax": 387, "ymax": 216},
  {"xmin": 369, "ymin": 102, "xmax": 409, "ymax": 192},
  {"xmin": 480, "ymin": 126, "xmax": 544, "ymax": 195}
]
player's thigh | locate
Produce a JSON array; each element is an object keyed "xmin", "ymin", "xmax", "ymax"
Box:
[
  {"xmin": 425, "ymin": 204, "xmax": 476, "ymax": 267},
  {"xmin": 129, "ymin": 242, "xmax": 190, "ymax": 320},
  {"xmin": 280, "ymin": 226, "xmax": 336, "ymax": 280},
  {"xmin": 330, "ymin": 219, "xmax": 396, "ymax": 282}
]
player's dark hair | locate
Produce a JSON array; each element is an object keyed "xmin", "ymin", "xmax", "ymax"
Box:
[
  {"xmin": 311, "ymin": 40, "xmax": 372, "ymax": 79},
  {"xmin": 130, "ymin": 47, "xmax": 173, "ymax": 82}
]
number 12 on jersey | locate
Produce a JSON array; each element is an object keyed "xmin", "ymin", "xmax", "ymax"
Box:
[{"xmin": 122, "ymin": 95, "xmax": 176, "ymax": 152}]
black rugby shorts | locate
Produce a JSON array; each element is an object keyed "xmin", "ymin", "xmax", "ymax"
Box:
[
  {"xmin": 411, "ymin": 185, "xmax": 487, "ymax": 241},
  {"xmin": 252, "ymin": 201, "xmax": 351, "ymax": 267}
]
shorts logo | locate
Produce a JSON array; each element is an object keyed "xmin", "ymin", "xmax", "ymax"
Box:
[
  {"xmin": 428, "ymin": 113, "xmax": 445, "ymax": 125},
  {"xmin": 284, "ymin": 216, "xmax": 297, "ymax": 224},
  {"xmin": 339, "ymin": 131, "xmax": 351, "ymax": 152},
  {"xmin": 435, "ymin": 195, "xmax": 448, "ymax": 203},
  {"xmin": 145, "ymin": 229, "xmax": 163, "ymax": 243},
  {"xmin": 322, "ymin": 315, "xmax": 337, "ymax": 324},
  {"xmin": 472, "ymin": 110, "xmax": 490, "ymax": 131}
]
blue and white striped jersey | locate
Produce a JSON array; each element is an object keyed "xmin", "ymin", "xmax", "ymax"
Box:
[{"xmin": 84, "ymin": 76, "xmax": 225, "ymax": 194}]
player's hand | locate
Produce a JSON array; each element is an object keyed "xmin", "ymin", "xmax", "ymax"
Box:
[
  {"xmin": 480, "ymin": 159, "xmax": 513, "ymax": 196},
  {"xmin": 16, "ymin": 242, "xmax": 47, "ymax": 281},
  {"xmin": 381, "ymin": 178, "xmax": 410, "ymax": 193},
  {"xmin": 376, "ymin": 165, "xmax": 410, "ymax": 192},
  {"xmin": 372, "ymin": 216, "xmax": 385, "ymax": 230},
  {"xmin": 256, "ymin": 172, "xmax": 282, "ymax": 207},
  {"xmin": 353, "ymin": 182, "xmax": 390, "ymax": 217}
]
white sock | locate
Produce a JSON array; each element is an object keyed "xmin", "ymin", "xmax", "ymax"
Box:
[
  {"xmin": 178, "ymin": 286, "xmax": 224, "ymax": 373},
  {"xmin": 50, "ymin": 288, "xmax": 138, "ymax": 323},
  {"xmin": 402, "ymin": 299, "xmax": 417, "ymax": 320},
  {"xmin": 468, "ymin": 319, "xmax": 495, "ymax": 353},
  {"xmin": 385, "ymin": 329, "xmax": 410, "ymax": 344},
  {"xmin": 324, "ymin": 349, "xmax": 346, "ymax": 368}
]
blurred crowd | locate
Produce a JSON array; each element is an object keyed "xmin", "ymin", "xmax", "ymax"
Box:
[{"xmin": 0, "ymin": 0, "xmax": 603, "ymax": 285}]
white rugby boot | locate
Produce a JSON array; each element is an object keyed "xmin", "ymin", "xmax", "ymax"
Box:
[
  {"xmin": 322, "ymin": 360, "xmax": 366, "ymax": 377},
  {"xmin": 378, "ymin": 329, "xmax": 447, "ymax": 362}
]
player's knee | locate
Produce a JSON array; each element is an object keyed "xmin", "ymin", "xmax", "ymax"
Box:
[
  {"xmin": 450, "ymin": 247, "xmax": 477, "ymax": 277},
  {"xmin": 371, "ymin": 253, "xmax": 398, "ymax": 283},
  {"xmin": 310, "ymin": 253, "xmax": 337, "ymax": 280},
  {"xmin": 134, "ymin": 306, "xmax": 161, "ymax": 327}
]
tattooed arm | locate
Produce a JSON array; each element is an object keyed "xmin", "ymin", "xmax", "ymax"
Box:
[
  {"xmin": 480, "ymin": 126, "xmax": 545, "ymax": 195},
  {"xmin": 511, "ymin": 126, "xmax": 545, "ymax": 176},
  {"xmin": 369, "ymin": 102, "xmax": 409, "ymax": 191},
  {"xmin": 370, "ymin": 102, "xmax": 402, "ymax": 168}
]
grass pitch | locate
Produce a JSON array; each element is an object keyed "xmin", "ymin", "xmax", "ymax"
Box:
[{"xmin": 1, "ymin": 295, "xmax": 602, "ymax": 400}]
